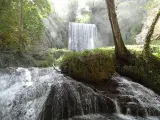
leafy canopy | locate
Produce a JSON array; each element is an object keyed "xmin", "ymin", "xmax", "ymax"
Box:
[{"xmin": 0, "ymin": 0, "xmax": 51, "ymax": 51}]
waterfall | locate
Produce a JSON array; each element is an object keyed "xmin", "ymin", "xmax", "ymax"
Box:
[
  {"xmin": 114, "ymin": 99, "xmax": 121, "ymax": 114},
  {"xmin": 69, "ymin": 22, "xmax": 97, "ymax": 51},
  {"xmin": 0, "ymin": 68, "xmax": 160, "ymax": 120}
]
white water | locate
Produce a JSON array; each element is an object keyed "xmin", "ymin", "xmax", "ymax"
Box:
[
  {"xmin": 0, "ymin": 68, "xmax": 54, "ymax": 120},
  {"xmin": 0, "ymin": 68, "xmax": 160, "ymax": 120},
  {"xmin": 69, "ymin": 114, "xmax": 160, "ymax": 120},
  {"xmin": 69, "ymin": 22, "xmax": 97, "ymax": 51},
  {"xmin": 114, "ymin": 99, "xmax": 121, "ymax": 114},
  {"xmin": 114, "ymin": 75, "xmax": 160, "ymax": 114}
]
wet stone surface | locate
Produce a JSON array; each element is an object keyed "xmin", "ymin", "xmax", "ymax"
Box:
[{"xmin": 0, "ymin": 68, "xmax": 160, "ymax": 120}]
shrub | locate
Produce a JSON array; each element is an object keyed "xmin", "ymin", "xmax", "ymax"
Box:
[
  {"xmin": 35, "ymin": 48, "xmax": 70, "ymax": 67},
  {"xmin": 122, "ymin": 54, "xmax": 160, "ymax": 94}
]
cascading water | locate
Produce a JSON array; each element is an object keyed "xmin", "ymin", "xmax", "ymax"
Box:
[
  {"xmin": 68, "ymin": 22, "xmax": 97, "ymax": 51},
  {"xmin": 0, "ymin": 68, "xmax": 160, "ymax": 120}
]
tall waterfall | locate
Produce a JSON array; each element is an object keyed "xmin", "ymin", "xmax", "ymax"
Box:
[
  {"xmin": 0, "ymin": 68, "xmax": 160, "ymax": 120},
  {"xmin": 68, "ymin": 23, "xmax": 97, "ymax": 51}
]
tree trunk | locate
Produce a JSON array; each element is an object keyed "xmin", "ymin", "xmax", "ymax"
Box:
[
  {"xmin": 18, "ymin": 0, "xmax": 24, "ymax": 53},
  {"xmin": 106, "ymin": 0, "xmax": 128, "ymax": 58},
  {"xmin": 143, "ymin": 10, "xmax": 160, "ymax": 56}
]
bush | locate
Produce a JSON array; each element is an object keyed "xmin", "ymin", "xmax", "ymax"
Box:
[
  {"xmin": 59, "ymin": 48, "xmax": 115, "ymax": 83},
  {"xmin": 34, "ymin": 48, "xmax": 70, "ymax": 67},
  {"xmin": 0, "ymin": 52, "xmax": 37, "ymax": 68},
  {"xmin": 36, "ymin": 52, "xmax": 55, "ymax": 67},
  {"xmin": 121, "ymin": 54, "xmax": 160, "ymax": 94}
]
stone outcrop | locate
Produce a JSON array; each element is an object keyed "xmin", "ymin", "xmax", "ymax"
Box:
[{"xmin": 136, "ymin": 1, "xmax": 160, "ymax": 44}]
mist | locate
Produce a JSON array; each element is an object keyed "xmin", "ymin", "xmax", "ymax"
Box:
[{"xmin": 42, "ymin": 0, "xmax": 151, "ymax": 49}]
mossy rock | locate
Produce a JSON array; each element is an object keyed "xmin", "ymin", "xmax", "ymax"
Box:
[
  {"xmin": 60, "ymin": 48, "xmax": 115, "ymax": 83},
  {"xmin": 118, "ymin": 54, "xmax": 160, "ymax": 95}
]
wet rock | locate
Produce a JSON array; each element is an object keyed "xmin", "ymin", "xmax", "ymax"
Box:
[
  {"xmin": 120, "ymin": 103, "xmax": 147, "ymax": 117},
  {"xmin": 38, "ymin": 81, "xmax": 115, "ymax": 120},
  {"xmin": 1, "ymin": 68, "xmax": 160, "ymax": 120}
]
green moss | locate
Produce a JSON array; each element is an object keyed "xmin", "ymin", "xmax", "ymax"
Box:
[
  {"xmin": 37, "ymin": 52, "xmax": 55, "ymax": 67},
  {"xmin": 121, "ymin": 54, "xmax": 160, "ymax": 94},
  {"xmin": 59, "ymin": 48, "xmax": 115, "ymax": 83}
]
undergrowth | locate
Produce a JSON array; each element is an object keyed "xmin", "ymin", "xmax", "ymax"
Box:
[{"xmin": 121, "ymin": 54, "xmax": 160, "ymax": 94}]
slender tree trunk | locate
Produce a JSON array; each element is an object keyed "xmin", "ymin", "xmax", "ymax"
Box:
[
  {"xmin": 19, "ymin": 0, "xmax": 24, "ymax": 53},
  {"xmin": 106, "ymin": 0, "xmax": 128, "ymax": 58},
  {"xmin": 143, "ymin": 10, "xmax": 160, "ymax": 56}
]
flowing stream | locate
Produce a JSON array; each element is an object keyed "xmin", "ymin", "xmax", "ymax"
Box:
[
  {"xmin": 68, "ymin": 23, "xmax": 97, "ymax": 51},
  {"xmin": 0, "ymin": 67, "xmax": 160, "ymax": 120}
]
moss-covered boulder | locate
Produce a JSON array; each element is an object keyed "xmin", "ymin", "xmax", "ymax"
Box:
[{"xmin": 60, "ymin": 48, "xmax": 115, "ymax": 83}]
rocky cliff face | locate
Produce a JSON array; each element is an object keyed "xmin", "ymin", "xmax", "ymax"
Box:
[{"xmin": 136, "ymin": 1, "xmax": 160, "ymax": 44}]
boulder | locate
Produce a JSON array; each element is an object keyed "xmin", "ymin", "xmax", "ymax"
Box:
[{"xmin": 60, "ymin": 49, "xmax": 115, "ymax": 83}]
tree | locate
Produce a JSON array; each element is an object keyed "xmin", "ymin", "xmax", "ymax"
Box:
[
  {"xmin": 0, "ymin": 0, "xmax": 19, "ymax": 50},
  {"xmin": 19, "ymin": 0, "xmax": 24, "ymax": 53},
  {"xmin": 0, "ymin": 0, "xmax": 51, "ymax": 52},
  {"xmin": 67, "ymin": 0, "xmax": 78, "ymax": 22},
  {"xmin": 143, "ymin": 10, "xmax": 160, "ymax": 57},
  {"xmin": 105, "ymin": 0, "xmax": 129, "ymax": 59}
]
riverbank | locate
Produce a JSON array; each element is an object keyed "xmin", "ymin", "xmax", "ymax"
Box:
[
  {"xmin": 1, "ymin": 45, "xmax": 160, "ymax": 95},
  {"xmin": 59, "ymin": 45, "xmax": 160, "ymax": 95}
]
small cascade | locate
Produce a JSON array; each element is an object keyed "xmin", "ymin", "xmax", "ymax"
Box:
[
  {"xmin": 38, "ymin": 79, "xmax": 114, "ymax": 120},
  {"xmin": 114, "ymin": 99, "xmax": 121, "ymax": 114},
  {"xmin": 112, "ymin": 75, "xmax": 160, "ymax": 117},
  {"xmin": 0, "ymin": 68, "xmax": 160, "ymax": 120},
  {"xmin": 68, "ymin": 22, "xmax": 97, "ymax": 51}
]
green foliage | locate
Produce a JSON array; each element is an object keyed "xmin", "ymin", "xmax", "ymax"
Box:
[
  {"xmin": 0, "ymin": 0, "xmax": 19, "ymax": 50},
  {"xmin": 152, "ymin": 46, "xmax": 160, "ymax": 58},
  {"xmin": 76, "ymin": 14, "xmax": 91, "ymax": 23},
  {"xmin": 34, "ymin": 48, "xmax": 70, "ymax": 67},
  {"xmin": 115, "ymin": 45, "xmax": 160, "ymax": 94},
  {"xmin": 0, "ymin": 52, "xmax": 37, "ymax": 68},
  {"xmin": 122, "ymin": 54, "xmax": 160, "ymax": 94},
  {"xmin": 0, "ymin": 0, "xmax": 51, "ymax": 51},
  {"xmin": 23, "ymin": 1, "xmax": 45, "ymax": 50},
  {"xmin": 34, "ymin": 0, "xmax": 51, "ymax": 17},
  {"xmin": 37, "ymin": 52, "xmax": 55, "ymax": 67},
  {"xmin": 60, "ymin": 48, "xmax": 115, "ymax": 83},
  {"xmin": 146, "ymin": 0, "xmax": 157, "ymax": 10}
]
